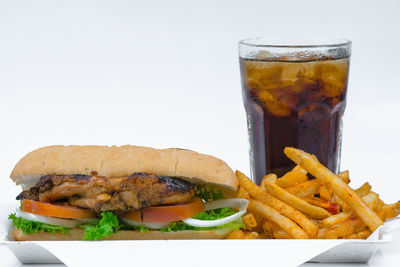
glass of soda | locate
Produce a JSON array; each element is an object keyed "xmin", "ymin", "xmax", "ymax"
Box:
[{"xmin": 239, "ymin": 38, "xmax": 351, "ymax": 184}]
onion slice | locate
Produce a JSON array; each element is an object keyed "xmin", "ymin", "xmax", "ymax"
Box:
[
  {"xmin": 15, "ymin": 209, "xmax": 82, "ymax": 228},
  {"xmin": 121, "ymin": 217, "xmax": 170, "ymax": 229},
  {"xmin": 182, "ymin": 198, "xmax": 249, "ymax": 228}
]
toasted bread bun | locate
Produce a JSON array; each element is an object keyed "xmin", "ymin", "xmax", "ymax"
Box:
[
  {"xmin": 12, "ymin": 227, "xmax": 232, "ymax": 241},
  {"xmin": 10, "ymin": 145, "xmax": 237, "ymax": 191}
]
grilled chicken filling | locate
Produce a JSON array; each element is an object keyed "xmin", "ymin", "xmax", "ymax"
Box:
[{"xmin": 17, "ymin": 173, "xmax": 194, "ymax": 213}]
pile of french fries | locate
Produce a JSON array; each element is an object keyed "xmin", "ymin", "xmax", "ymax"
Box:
[{"xmin": 227, "ymin": 147, "xmax": 400, "ymax": 239}]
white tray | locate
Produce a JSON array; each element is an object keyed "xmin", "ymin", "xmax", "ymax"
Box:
[{"xmin": 0, "ymin": 236, "xmax": 393, "ymax": 264}]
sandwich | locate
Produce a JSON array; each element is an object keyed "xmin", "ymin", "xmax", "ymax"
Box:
[{"xmin": 9, "ymin": 145, "xmax": 248, "ymax": 241}]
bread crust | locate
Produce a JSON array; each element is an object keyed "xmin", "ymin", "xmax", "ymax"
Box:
[
  {"xmin": 12, "ymin": 227, "xmax": 232, "ymax": 241},
  {"xmin": 10, "ymin": 145, "xmax": 237, "ymax": 191}
]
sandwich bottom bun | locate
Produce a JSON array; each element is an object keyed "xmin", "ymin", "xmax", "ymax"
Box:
[{"xmin": 12, "ymin": 227, "xmax": 233, "ymax": 241}]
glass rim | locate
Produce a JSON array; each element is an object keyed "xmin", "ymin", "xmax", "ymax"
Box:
[{"xmin": 238, "ymin": 37, "xmax": 352, "ymax": 48}]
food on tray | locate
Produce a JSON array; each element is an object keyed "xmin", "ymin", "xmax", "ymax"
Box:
[
  {"xmin": 9, "ymin": 145, "xmax": 248, "ymax": 241},
  {"xmin": 232, "ymin": 147, "xmax": 400, "ymax": 239},
  {"xmin": 8, "ymin": 145, "xmax": 398, "ymax": 241}
]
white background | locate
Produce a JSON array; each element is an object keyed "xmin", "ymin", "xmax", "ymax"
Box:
[{"xmin": 0, "ymin": 0, "xmax": 399, "ymax": 266}]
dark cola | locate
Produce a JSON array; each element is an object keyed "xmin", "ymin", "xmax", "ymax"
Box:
[{"xmin": 240, "ymin": 55, "xmax": 350, "ymax": 184}]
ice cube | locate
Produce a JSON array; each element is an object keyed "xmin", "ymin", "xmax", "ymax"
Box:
[{"xmin": 258, "ymin": 90, "xmax": 292, "ymax": 116}]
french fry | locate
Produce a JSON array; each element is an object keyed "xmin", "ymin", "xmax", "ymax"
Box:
[
  {"xmin": 262, "ymin": 220, "xmax": 278, "ymax": 235},
  {"xmin": 376, "ymin": 199, "xmax": 385, "ymax": 212},
  {"xmin": 261, "ymin": 174, "xmax": 277, "ymax": 191},
  {"xmin": 285, "ymin": 180, "xmax": 320, "ymax": 198},
  {"xmin": 363, "ymin": 192, "xmax": 379, "ymax": 210},
  {"xmin": 244, "ymin": 231, "xmax": 259, "ymax": 239},
  {"xmin": 342, "ymin": 232, "xmax": 357, "ymax": 239},
  {"xmin": 273, "ymin": 229, "xmax": 292, "ymax": 239},
  {"xmin": 248, "ymin": 200, "xmax": 309, "ymax": 239},
  {"xmin": 327, "ymin": 217, "xmax": 364, "ymax": 238},
  {"xmin": 323, "ymin": 192, "xmax": 379, "ymax": 226},
  {"xmin": 284, "ymin": 147, "xmax": 384, "ymax": 232},
  {"xmin": 236, "ymin": 186, "xmax": 251, "ymax": 200},
  {"xmin": 325, "ymin": 230, "xmax": 339, "ymax": 239},
  {"xmin": 236, "ymin": 170, "xmax": 318, "ymax": 238},
  {"xmin": 311, "ymin": 219, "xmax": 324, "ymax": 228},
  {"xmin": 225, "ymin": 229, "xmax": 246, "ymax": 239},
  {"xmin": 247, "ymin": 211, "xmax": 267, "ymax": 234},
  {"xmin": 263, "ymin": 174, "xmax": 278, "ymax": 183},
  {"xmin": 262, "ymin": 180, "xmax": 331, "ymax": 219},
  {"xmin": 258, "ymin": 233, "xmax": 273, "ymax": 239},
  {"xmin": 243, "ymin": 213, "xmax": 258, "ymax": 229},
  {"xmin": 337, "ymin": 182, "xmax": 372, "ymax": 211},
  {"xmin": 236, "ymin": 170, "xmax": 273, "ymax": 201},
  {"xmin": 377, "ymin": 210, "xmax": 386, "ymax": 221},
  {"xmin": 276, "ymin": 165, "xmax": 308, "ymax": 188},
  {"xmin": 333, "ymin": 171, "xmax": 350, "ymax": 208},
  {"xmin": 338, "ymin": 170, "xmax": 350, "ymax": 184},
  {"xmin": 333, "ymin": 194, "xmax": 344, "ymax": 210},
  {"xmin": 343, "ymin": 228, "xmax": 371, "ymax": 239},
  {"xmin": 304, "ymin": 196, "xmax": 341, "ymax": 214},
  {"xmin": 355, "ymin": 182, "xmax": 372, "ymax": 197},
  {"xmin": 355, "ymin": 229, "xmax": 371, "ymax": 239},
  {"xmin": 319, "ymin": 182, "xmax": 333, "ymax": 201},
  {"xmin": 383, "ymin": 201, "xmax": 400, "ymax": 219},
  {"xmin": 317, "ymin": 228, "xmax": 328, "ymax": 239}
]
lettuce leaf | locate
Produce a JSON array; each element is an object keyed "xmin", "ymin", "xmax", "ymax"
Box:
[
  {"xmin": 80, "ymin": 208, "xmax": 243, "ymax": 237},
  {"xmin": 9, "ymin": 206, "xmax": 243, "ymax": 240},
  {"xmin": 80, "ymin": 211, "xmax": 120, "ymax": 241},
  {"xmin": 194, "ymin": 185, "xmax": 223, "ymax": 202},
  {"xmin": 120, "ymin": 224, "xmax": 149, "ymax": 233},
  {"xmin": 193, "ymin": 207, "xmax": 238, "ymax": 220},
  {"xmin": 8, "ymin": 213, "xmax": 70, "ymax": 234},
  {"xmin": 80, "ymin": 211, "xmax": 150, "ymax": 240}
]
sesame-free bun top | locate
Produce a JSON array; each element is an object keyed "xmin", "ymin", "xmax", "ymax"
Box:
[{"xmin": 10, "ymin": 145, "xmax": 238, "ymax": 191}]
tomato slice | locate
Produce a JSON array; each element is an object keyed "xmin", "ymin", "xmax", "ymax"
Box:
[
  {"xmin": 21, "ymin": 199, "xmax": 96, "ymax": 219},
  {"xmin": 122, "ymin": 197, "xmax": 205, "ymax": 223}
]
